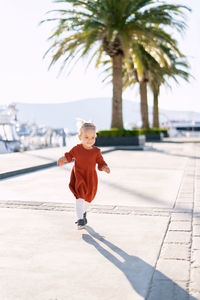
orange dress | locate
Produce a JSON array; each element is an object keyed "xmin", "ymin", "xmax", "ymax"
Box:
[{"xmin": 64, "ymin": 144, "xmax": 107, "ymax": 203}]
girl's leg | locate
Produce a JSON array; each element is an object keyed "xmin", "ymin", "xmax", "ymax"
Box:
[
  {"xmin": 75, "ymin": 198, "xmax": 84, "ymax": 220},
  {"xmin": 84, "ymin": 200, "xmax": 90, "ymax": 214},
  {"xmin": 83, "ymin": 200, "xmax": 89, "ymax": 225}
]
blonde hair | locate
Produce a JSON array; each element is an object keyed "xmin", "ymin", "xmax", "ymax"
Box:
[{"xmin": 76, "ymin": 119, "xmax": 97, "ymax": 135}]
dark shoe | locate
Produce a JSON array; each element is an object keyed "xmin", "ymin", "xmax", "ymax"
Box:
[
  {"xmin": 83, "ymin": 212, "xmax": 88, "ymax": 225},
  {"xmin": 75, "ymin": 218, "xmax": 86, "ymax": 230}
]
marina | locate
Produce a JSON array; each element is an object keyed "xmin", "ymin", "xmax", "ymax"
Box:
[{"xmin": 0, "ymin": 104, "xmax": 70, "ymax": 154}]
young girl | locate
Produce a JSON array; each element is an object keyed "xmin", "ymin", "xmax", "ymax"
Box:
[{"xmin": 57, "ymin": 122, "xmax": 110, "ymax": 229}]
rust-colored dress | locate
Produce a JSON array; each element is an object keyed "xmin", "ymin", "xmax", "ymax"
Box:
[{"xmin": 64, "ymin": 144, "xmax": 107, "ymax": 203}]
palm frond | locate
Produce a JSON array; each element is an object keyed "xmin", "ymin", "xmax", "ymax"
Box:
[{"xmin": 41, "ymin": 0, "xmax": 191, "ymax": 81}]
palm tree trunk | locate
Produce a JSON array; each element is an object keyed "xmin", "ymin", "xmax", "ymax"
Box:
[
  {"xmin": 153, "ymin": 88, "xmax": 159, "ymax": 128},
  {"xmin": 139, "ymin": 79, "xmax": 149, "ymax": 129},
  {"xmin": 111, "ymin": 54, "xmax": 123, "ymax": 129}
]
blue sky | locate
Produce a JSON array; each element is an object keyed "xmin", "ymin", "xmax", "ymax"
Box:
[{"xmin": 0, "ymin": 0, "xmax": 199, "ymax": 112}]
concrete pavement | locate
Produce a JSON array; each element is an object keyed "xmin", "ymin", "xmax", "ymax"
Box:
[{"xmin": 0, "ymin": 140, "xmax": 200, "ymax": 299}]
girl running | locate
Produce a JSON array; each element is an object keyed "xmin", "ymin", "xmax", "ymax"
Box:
[{"xmin": 57, "ymin": 121, "xmax": 110, "ymax": 229}]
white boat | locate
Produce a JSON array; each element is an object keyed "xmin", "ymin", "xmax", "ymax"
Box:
[
  {"xmin": 0, "ymin": 104, "xmax": 21, "ymax": 153},
  {"xmin": 162, "ymin": 120, "xmax": 200, "ymax": 137},
  {"xmin": 0, "ymin": 103, "xmax": 74, "ymax": 152}
]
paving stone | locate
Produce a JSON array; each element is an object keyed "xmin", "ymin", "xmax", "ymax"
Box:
[
  {"xmin": 193, "ymin": 219, "xmax": 200, "ymax": 225},
  {"xmin": 147, "ymin": 279, "xmax": 190, "ymax": 300},
  {"xmin": 179, "ymin": 193, "xmax": 194, "ymax": 198},
  {"xmin": 169, "ymin": 221, "xmax": 191, "ymax": 231},
  {"xmin": 165, "ymin": 231, "xmax": 191, "ymax": 244},
  {"xmin": 175, "ymin": 202, "xmax": 193, "ymax": 208},
  {"xmin": 181, "ymin": 184, "xmax": 194, "ymax": 188},
  {"xmin": 193, "ymin": 225, "xmax": 200, "ymax": 236},
  {"xmin": 91, "ymin": 205, "xmax": 116, "ymax": 210},
  {"xmin": 155, "ymin": 259, "xmax": 190, "ymax": 281},
  {"xmin": 176, "ymin": 198, "xmax": 194, "ymax": 203},
  {"xmin": 194, "ymin": 209, "xmax": 200, "ymax": 216},
  {"xmin": 179, "ymin": 188, "xmax": 194, "ymax": 192},
  {"xmin": 190, "ymin": 268, "xmax": 200, "ymax": 293},
  {"xmin": 193, "ymin": 216, "xmax": 200, "ymax": 225},
  {"xmin": 194, "ymin": 200, "xmax": 200, "ymax": 204},
  {"xmin": 193, "ymin": 237, "xmax": 200, "ymax": 250},
  {"xmin": 171, "ymin": 213, "xmax": 192, "ymax": 222},
  {"xmin": 194, "ymin": 209, "xmax": 200, "ymax": 215},
  {"xmin": 191, "ymin": 250, "xmax": 200, "ymax": 268},
  {"xmin": 180, "ymin": 188, "xmax": 194, "ymax": 191},
  {"xmin": 181, "ymin": 182, "xmax": 194, "ymax": 187},
  {"xmin": 194, "ymin": 204, "xmax": 200, "ymax": 209},
  {"xmin": 160, "ymin": 243, "xmax": 190, "ymax": 260},
  {"xmin": 174, "ymin": 206, "xmax": 193, "ymax": 213}
]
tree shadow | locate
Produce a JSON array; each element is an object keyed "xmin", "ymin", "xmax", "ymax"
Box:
[
  {"xmin": 82, "ymin": 226, "xmax": 197, "ymax": 300},
  {"xmin": 98, "ymin": 176, "xmax": 198, "ymax": 218},
  {"xmin": 148, "ymin": 145, "xmax": 200, "ymax": 160}
]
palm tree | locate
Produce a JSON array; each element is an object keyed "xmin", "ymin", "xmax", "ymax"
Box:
[
  {"xmin": 149, "ymin": 49, "xmax": 191, "ymax": 128},
  {"xmin": 41, "ymin": 0, "xmax": 190, "ymax": 129},
  {"xmin": 123, "ymin": 38, "xmax": 182, "ymax": 128},
  {"xmin": 150, "ymin": 78, "xmax": 162, "ymax": 128}
]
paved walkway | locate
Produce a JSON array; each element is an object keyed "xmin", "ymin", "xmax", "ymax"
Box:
[{"xmin": 0, "ymin": 140, "xmax": 199, "ymax": 299}]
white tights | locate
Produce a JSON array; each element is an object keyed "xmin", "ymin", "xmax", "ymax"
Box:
[{"xmin": 75, "ymin": 198, "xmax": 90, "ymax": 220}]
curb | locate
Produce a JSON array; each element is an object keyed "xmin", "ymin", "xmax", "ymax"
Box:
[{"xmin": 0, "ymin": 162, "xmax": 57, "ymax": 180}]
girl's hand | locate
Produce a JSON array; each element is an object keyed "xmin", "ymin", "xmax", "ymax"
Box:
[
  {"xmin": 57, "ymin": 156, "xmax": 66, "ymax": 166},
  {"xmin": 102, "ymin": 166, "xmax": 110, "ymax": 174}
]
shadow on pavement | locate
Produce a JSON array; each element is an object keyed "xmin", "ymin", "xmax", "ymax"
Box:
[
  {"xmin": 148, "ymin": 145, "xmax": 200, "ymax": 160},
  {"xmin": 100, "ymin": 176, "xmax": 170, "ymax": 205},
  {"xmin": 99, "ymin": 175, "xmax": 200, "ymax": 219},
  {"xmin": 99, "ymin": 176, "xmax": 191, "ymax": 212},
  {"xmin": 83, "ymin": 226, "xmax": 197, "ymax": 300}
]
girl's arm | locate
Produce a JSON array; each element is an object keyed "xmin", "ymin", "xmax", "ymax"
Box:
[
  {"xmin": 102, "ymin": 165, "xmax": 110, "ymax": 174},
  {"xmin": 96, "ymin": 150, "xmax": 110, "ymax": 173},
  {"xmin": 57, "ymin": 146, "xmax": 76, "ymax": 166},
  {"xmin": 57, "ymin": 156, "xmax": 67, "ymax": 166}
]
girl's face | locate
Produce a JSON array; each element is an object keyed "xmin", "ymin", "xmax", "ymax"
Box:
[{"xmin": 79, "ymin": 129, "xmax": 96, "ymax": 149}]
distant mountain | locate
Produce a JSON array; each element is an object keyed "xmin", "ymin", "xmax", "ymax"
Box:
[
  {"xmin": 16, "ymin": 98, "xmax": 140, "ymax": 130},
  {"xmin": 16, "ymin": 98, "xmax": 200, "ymax": 131}
]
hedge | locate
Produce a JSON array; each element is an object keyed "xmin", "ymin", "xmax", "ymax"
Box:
[
  {"xmin": 97, "ymin": 128, "xmax": 168, "ymax": 137},
  {"xmin": 97, "ymin": 128, "xmax": 140, "ymax": 137}
]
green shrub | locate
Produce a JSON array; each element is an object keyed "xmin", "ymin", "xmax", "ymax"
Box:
[
  {"xmin": 97, "ymin": 128, "xmax": 141, "ymax": 137},
  {"xmin": 161, "ymin": 128, "xmax": 168, "ymax": 134},
  {"xmin": 139, "ymin": 128, "xmax": 168, "ymax": 135},
  {"xmin": 97, "ymin": 128, "xmax": 168, "ymax": 137}
]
